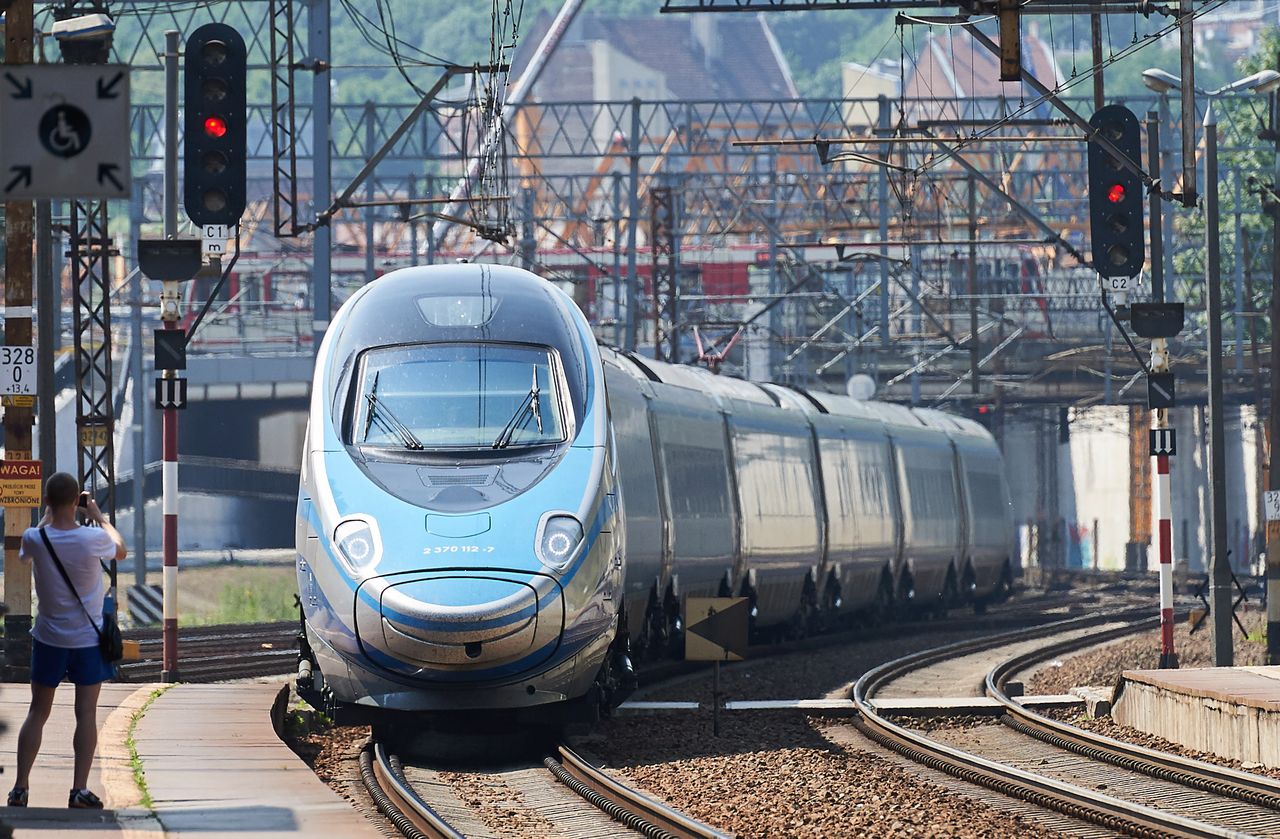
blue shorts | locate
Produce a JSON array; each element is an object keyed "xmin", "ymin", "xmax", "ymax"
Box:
[{"xmin": 30, "ymin": 638, "xmax": 114, "ymax": 688}]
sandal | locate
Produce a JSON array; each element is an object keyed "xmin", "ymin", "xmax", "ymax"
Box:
[
  {"xmin": 6, "ymin": 788, "xmax": 27, "ymax": 807},
  {"xmin": 68, "ymin": 788, "xmax": 103, "ymax": 809}
]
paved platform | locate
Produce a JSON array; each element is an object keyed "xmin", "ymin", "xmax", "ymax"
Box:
[
  {"xmin": 0, "ymin": 678, "xmax": 381, "ymax": 837},
  {"xmin": 1112, "ymin": 667, "xmax": 1280, "ymax": 768}
]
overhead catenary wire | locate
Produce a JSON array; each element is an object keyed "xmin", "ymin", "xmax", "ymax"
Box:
[{"xmin": 910, "ymin": 0, "xmax": 1231, "ymax": 176}]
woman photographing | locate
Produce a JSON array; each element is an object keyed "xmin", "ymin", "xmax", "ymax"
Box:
[{"xmin": 7, "ymin": 471, "xmax": 127, "ymax": 809}]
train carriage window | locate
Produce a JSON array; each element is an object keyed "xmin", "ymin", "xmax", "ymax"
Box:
[
  {"xmin": 856, "ymin": 460, "xmax": 889, "ymax": 517},
  {"xmin": 967, "ymin": 470, "xmax": 1008, "ymax": 535},
  {"xmin": 417, "ymin": 294, "xmax": 498, "ymax": 328},
  {"xmin": 663, "ymin": 442, "xmax": 731, "ymax": 516},
  {"xmin": 906, "ymin": 463, "xmax": 957, "ymax": 519},
  {"xmin": 348, "ymin": 342, "xmax": 568, "ymax": 450}
]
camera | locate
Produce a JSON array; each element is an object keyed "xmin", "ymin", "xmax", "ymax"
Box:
[
  {"xmin": 49, "ymin": 13, "xmax": 115, "ymax": 65},
  {"xmin": 77, "ymin": 492, "xmax": 89, "ymax": 509},
  {"xmin": 49, "ymin": 14, "xmax": 115, "ymax": 41}
]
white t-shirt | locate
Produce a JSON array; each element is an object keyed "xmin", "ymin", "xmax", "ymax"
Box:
[{"xmin": 21, "ymin": 525, "xmax": 116, "ymax": 649}]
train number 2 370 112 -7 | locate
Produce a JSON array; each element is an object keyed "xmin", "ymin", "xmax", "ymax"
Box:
[{"xmin": 423, "ymin": 545, "xmax": 496, "ymax": 555}]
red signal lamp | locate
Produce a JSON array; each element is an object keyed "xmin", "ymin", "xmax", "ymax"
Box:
[
  {"xmin": 203, "ymin": 115, "xmax": 228, "ymax": 139},
  {"xmin": 1107, "ymin": 183, "xmax": 1126, "ymax": 204}
]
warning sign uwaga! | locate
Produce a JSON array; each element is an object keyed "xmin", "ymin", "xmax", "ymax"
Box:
[{"xmin": 0, "ymin": 460, "xmax": 41, "ymax": 507}]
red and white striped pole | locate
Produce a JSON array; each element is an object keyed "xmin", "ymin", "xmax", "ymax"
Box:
[
  {"xmin": 160, "ymin": 29, "xmax": 181, "ymax": 682},
  {"xmin": 1152, "ymin": 332, "xmax": 1177, "ymax": 669},
  {"xmin": 1156, "ymin": 444, "xmax": 1177, "ymax": 668},
  {"xmin": 161, "ymin": 394, "xmax": 178, "ymax": 681}
]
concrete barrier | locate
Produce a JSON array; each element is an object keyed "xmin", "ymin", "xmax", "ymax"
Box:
[{"xmin": 1111, "ymin": 667, "xmax": 1280, "ymax": 767}]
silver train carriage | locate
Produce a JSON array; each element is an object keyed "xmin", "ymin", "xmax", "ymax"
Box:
[
  {"xmin": 604, "ymin": 349, "xmax": 1015, "ymax": 653},
  {"xmin": 296, "ymin": 264, "xmax": 1014, "ymax": 718}
]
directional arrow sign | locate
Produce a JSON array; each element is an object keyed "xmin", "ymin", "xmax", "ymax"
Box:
[
  {"xmin": 98, "ymin": 163, "xmax": 124, "ymax": 191},
  {"xmin": 4, "ymin": 72, "xmax": 32, "ymax": 99},
  {"xmin": 96, "ymin": 71, "xmax": 125, "ymax": 100},
  {"xmin": 0, "ymin": 65, "xmax": 130, "ymax": 199},
  {"xmin": 154, "ymin": 377, "xmax": 188, "ymax": 411},
  {"xmin": 5, "ymin": 166, "xmax": 31, "ymax": 193},
  {"xmin": 1149, "ymin": 428, "xmax": 1177, "ymax": 457},
  {"xmin": 684, "ymin": 597, "xmax": 749, "ymax": 662}
]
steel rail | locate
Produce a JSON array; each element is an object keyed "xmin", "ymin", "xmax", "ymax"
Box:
[
  {"xmin": 549, "ymin": 745, "xmax": 732, "ymax": 839},
  {"xmin": 111, "ymin": 586, "xmax": 1089, "ymax": 685},
  {"xmin": 361, "ymin": 742, "xmax": 464, "ymax": 839},
  {"xmin": 987, "ymin": 628, "xmax": 1280, "ymax": 812},
  {"xmin": 116, "ymin": 621, "xmax": 299, "ymax": 683},
  {"xmin": 852, "ymin": 612, "xmax": 1246, "ymax": 839}
]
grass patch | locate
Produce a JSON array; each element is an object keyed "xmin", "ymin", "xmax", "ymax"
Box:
[
  {"xmin": 127, "ymin": 686, "xmax": 174, "ymax": 810},
  {"xmin": 203, "ymin": 579, "xmax": 299, "ymax": 625},
  {"xmin": 144, "ymin": 564, "xmax": 298, "ymax": 626},
  {"xmin": 283, "ymin": 707, "xmax": 333, "ymax": 740}
]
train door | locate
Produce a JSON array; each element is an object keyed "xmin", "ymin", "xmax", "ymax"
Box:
[
  {"xmin": 601, "ymin": 360, "xmax": 665, "ymax": 644},
  {"xmin": 647, "ymin": 385, "xmax": 736, "ymax": 604}
]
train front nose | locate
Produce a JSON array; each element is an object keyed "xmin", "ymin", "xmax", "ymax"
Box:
[{"xmin": 355, "ymin": 572, "xmax": 564, "ymax": 675}]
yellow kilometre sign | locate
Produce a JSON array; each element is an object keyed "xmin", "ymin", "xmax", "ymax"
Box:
[
  {"xmin": 0, "ymin": 459, "xmax": 41, "ymax": 507},
  {"xmin": 684, "ymin": 597, "xmax": 749, "ymax": 662},
  {"xmin": 79, "ymin": 424, "xmax": 109, "ymax": 448}
]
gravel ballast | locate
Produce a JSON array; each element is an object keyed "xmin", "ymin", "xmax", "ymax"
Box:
[
  {"xmin": 1016, "ymin": 607, "xmax": 1280, "ymax": 791},
  {"xmin": 1043, "ymin": 708, "xmax": 1280, "ymax": 782},
  {"xmin": 282, "ymin": 590, "xmax": 1152, "ymax": 836},
  {"xmin": 581, "ymin": 712, "xmax": 1060, "ymax": 839},
  {"xmin": 1027, "ymin": 608, "xmax": 1267, "ymax": 695}
]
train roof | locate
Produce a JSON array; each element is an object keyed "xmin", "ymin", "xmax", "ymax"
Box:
[
  {"xmin": 330, "ymin": 263, "xmax": 592, "ymax": 414},
  {"xmin": 600, "ymin": 347, "xmax": 996, "ymax": 443}
]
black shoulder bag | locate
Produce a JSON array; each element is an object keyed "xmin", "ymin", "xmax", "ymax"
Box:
[{"xmin": 38, "ymin": 527, "xmax": 124, "ymax": 663}]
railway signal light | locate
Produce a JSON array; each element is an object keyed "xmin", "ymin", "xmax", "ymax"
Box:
[
  {"xmin": 973, "ymin": 403, "xmax": 1000, "ymax": 430},
  {"xmin": 184, "ymin": 23, "xmax": 246, "ymax": 227},
  {"xmin": 1088, "ymin": 104, "xmax": 1145, "ymax": 279}
]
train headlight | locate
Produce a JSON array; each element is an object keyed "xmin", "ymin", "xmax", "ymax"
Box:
[
  {"xmin": 334, "ymin": 518, "xmax": 380, "ymax": 574},
  {"xmin": 536, "ymin": 514, "xmax": 584, "ymax": 571}
]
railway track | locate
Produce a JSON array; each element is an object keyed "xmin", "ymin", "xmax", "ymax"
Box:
[
  {"xmin": 351, "ymin": 591, "xmax": 1129, "ymax": 839},
  {"xmin": 116, "ymin": 602, "xmax": 1047, "ymax": 688},
  {"xmin": 854, "ymin": 610, "xmax": 1280, "ymax": 838},
  {"xmin": 103, "ymin": 573, "xmax": 1132, "ymax": 686},
  {"xmin": 361, "ymin": 739, "xmax": 729, "ymax": 839},
  {"xmin": 633, "ymin": 582, "xmax": 1144, "ymax": 692},
  {"xmin": 117, "ymin": 620, "xmax": 297, "ymax": 682}
]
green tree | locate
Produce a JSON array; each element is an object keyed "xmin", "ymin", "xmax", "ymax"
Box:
[{"xmin": 1169, "ymin": 28, "xmax": 1280, "ymax": 338}]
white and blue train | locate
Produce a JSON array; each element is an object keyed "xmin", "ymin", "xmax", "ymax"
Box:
[{"xmin": 295, "ymin": 263, "xmax": 1014, "ymax": 721}]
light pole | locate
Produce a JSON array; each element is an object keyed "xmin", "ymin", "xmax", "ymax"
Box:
[
  {"xmin": 1269, "ymin": 84, "xmax": 1280, "ymax": 667},
  {"xmin": 1143, "ymin": 68, "xmax": 1280, "ymax": 667},
  {"xmin": 1205, "ymin": 101, "xmax": 1234, "ymax": 666}
]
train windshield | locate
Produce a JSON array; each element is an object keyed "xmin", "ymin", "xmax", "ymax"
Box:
[{"xmin": 350, "ymin": 343, "xmax": 568, "ymax": 450}]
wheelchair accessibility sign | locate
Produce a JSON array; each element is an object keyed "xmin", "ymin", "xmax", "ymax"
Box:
[{"xmin": 0, "ymin": 65, "xmax": 130, "ymax": 199}]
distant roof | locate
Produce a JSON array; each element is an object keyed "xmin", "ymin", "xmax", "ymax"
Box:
[{"xmin": 513, "ymin": 12, "xmax": 798, "ymax": 101}]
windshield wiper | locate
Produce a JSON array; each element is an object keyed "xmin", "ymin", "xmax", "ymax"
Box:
[
  {"xmin": 529, "ymin": 365, "xmax": 543, "ymax": 435},
  {"xmin": 364, "ymin": 387, "xmax": 424, "ymax": 450},
  {"xmin": 492, "ymin": 366, "xmax": 544, "ymax": 449},
  {"xmin": 362, "ymin": 371, "xmax": 381, "ymax": 441}
]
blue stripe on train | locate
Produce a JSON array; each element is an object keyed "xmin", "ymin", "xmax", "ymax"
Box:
[{"xmin": 356, "ymin": 628, "xmax": 595, "ymax": 683}]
